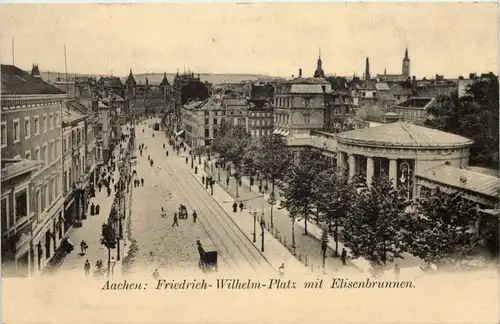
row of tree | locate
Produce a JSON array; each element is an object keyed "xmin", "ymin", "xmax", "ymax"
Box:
[{"xmin": 212, "ymin": 127, "xmax": 498, "ymax": 269}]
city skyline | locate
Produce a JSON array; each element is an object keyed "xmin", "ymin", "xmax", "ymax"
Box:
[{"xmin": 0, "ymin": 3, "xmax": 498, "ymax": 79}]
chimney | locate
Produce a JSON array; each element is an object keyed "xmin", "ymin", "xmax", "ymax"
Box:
[{"xmin": 299, "ymin": 68, "xmax": 302, "ymax": 78}]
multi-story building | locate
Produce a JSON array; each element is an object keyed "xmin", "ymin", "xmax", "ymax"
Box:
[
  {"xmin": 182, "ymin": 98, "xmax": 221, "ymax": 151},
  {"xmin": 388, "ymin": 97, "xmax": 435, "ymax": 125},
  {"xmin": 61, "ymin": 100, "xmax": 90, "ymax": 229},
  {"xmin": 172, "ymin": 72, "xmax": 210, "ymax": 119},
  {"xmin": 273, "ymin": 75, "xmax": 331, "ymax": 137},
  {"xmin": 1, "ymin": 64, "xmax": 67, "ymax": 276},
  {"xmin": 1, "ymin": 159, "xmax": 42, "ymax": 277},
  {"xmin": 323, "ymin": 92, "xmax": 353, "ymax": 133},
  {"xmin": 96, "ymin": 101, "xmax": 112, "ymax": 162},
  {"xmin": 247, "ymin": 84, "xmax": 274, "ymax": 138}
]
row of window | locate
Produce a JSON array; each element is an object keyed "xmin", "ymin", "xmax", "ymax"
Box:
[
  {"xmin": 249, "ymin": 112, "xmax": 272, "ymax": 118},
  {"xmin": 0, "ymin": 112, "xmax": 60, "ymax": 148},
  {"xmin": 1, "ymin": 188, "xmax": 29, "ymax": 236},
  {"xmin": 203, "ymin": 110, "xmax": 238, "ymax": 117},
  {"xmin": 251, "ymin": 129, "xmax": 271, "ymax": 137},
  {"xmin": 251, "ymin": 119, "xmax": 271, "ymax": 127},
  {"xmin": 26, "ymin": 137, "xmax": 62, "ymax": 165}
]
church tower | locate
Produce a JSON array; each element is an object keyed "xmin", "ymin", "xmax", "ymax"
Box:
[
  {"xmin": 313, "ymin": 50, "xmax": 326, "ymax": 78},
  {"xmin": 402, "ymin": 47, "xmax": 410, "ymax": 78},
  {"xmin": 364, "ymin": 57, "xmax": 370, "ymax": 81}
]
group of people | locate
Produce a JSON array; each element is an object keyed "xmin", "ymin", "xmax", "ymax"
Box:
[{"xmin": 160, "ymin": 205, "xmax": 198, "ymax": 226}]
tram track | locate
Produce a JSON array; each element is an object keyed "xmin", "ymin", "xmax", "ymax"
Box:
[{"xmin": 145, "ymin": 133, "xmax": 272, "ymax": 273}]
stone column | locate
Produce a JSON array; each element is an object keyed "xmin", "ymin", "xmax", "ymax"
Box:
[
  {"xmin": 337, "ymin": 151, "xmax": 344, "ymax": 171},
  {"xmin": 389, "ymin": 159, "xmax": 398, "ymax": 189},
  {"xmin": 348, "ymin": 154, "xmax": 355, "ymax": 181},
  {"xmin": 366, "ymin": 156, "xmax": 374, "ymax": 187}
]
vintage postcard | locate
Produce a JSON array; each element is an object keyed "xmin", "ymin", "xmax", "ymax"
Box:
[{"xmin": 0, "ymin": 2, "xmax": 498, "ymax": 324}]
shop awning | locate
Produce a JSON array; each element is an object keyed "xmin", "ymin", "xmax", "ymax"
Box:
[
  {"xmin": 175, "ymin": 130, "xmax": 185, "ymax": 137},
  {"xmin": 272, "ymin": 129, "xmax": 279, "ymax": 135}
]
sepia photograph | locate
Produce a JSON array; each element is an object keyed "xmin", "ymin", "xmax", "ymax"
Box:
[{"xmin": 0, "ymin": 2, "xmax": 499, "ymax": 323}]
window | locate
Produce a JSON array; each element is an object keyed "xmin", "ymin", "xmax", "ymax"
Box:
[
  {"xmin": 13, "ymin": 118, "xmax": 20, "ymax": 143},
  {"xmin": 25, "ymin": 150, "xmax": 31, "ymax": 159},
  {"xmin": 43, "ymin": 144, "xmax": 48, "ymax": 165},
  {"xmin": 49, "ymin": 177, "xmax": 54, "ymax": 204},
  {"xmin": 49, "ymin": 113, "xmax": 53, "ymax": 130},
  {"xmin": 56, "ymin": 138, "xmax": 61, "ymax": 157},
  {"xmin": 1, "ymin": 121, "xmax": 6, "ymax": 148},
  {"xmin": 204, "ymin": 111, "xmax": 209, "ymax": 117},
  {"xmin": 44, "ymin": 183, "xmax": 49, "ymax": 210},
  {"xmin": 35, "ymin": 189, "xmax": 41, "ymax": 222},
  {"xmin": 55, "ymin": 112, "xmax": 60, "ymax": 128},
  {"xmin": 213, "ymin": 118, "xmax": 217, "ymax": 125},
  {"xmin": 205, "ymin": 128, "xmax": 210, "ymax": 138},
  {"xmin": 1, "ymin": 197, "xmax": 9, "ymax": 234},
  {"xmin": 55, "ymin": 174, "xmax": 60, "ymax": 197},
  {"xmin": 34, "ymin": 115, "xmax": 39, "ymax": 135},
  {"xmin": 24, "ymin": 117, "xmax": 30, "ymax": 139},
  {"xmin": 14, "ymin": 188, "xmax": 28, "ymax": 221},
  {"xmin": 304, "ymin": 115, "xmax": 310, "ymax": 124},
  {"xmin": 42, "ymin": 114, "xmax": 47, "ymax": 132},
  {"xmin": 35, "ymin": 146, "xmax": 40, "ymax": 161},
  {"xmin": 49, "ymin": 141, "xmax": 54, "ymax": 162},
  {"xmin": 204, "ymin": 118, "xmax": 209, "ymax": 125}
]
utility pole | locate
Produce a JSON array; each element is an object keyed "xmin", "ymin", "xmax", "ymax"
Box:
[{"xmin": 11, "ymin": 38, "xmax": 15, "ymax": 66}]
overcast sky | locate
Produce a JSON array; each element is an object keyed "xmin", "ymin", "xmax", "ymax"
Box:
[{"xmin": 0, "ymin": 3, "xmax": 497, "ymax": 78}]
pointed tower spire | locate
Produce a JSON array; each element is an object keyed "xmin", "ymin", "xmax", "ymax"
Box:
[
  {"xmin": 365, "ymin": 57, "xmax": 370, "ymax": 81},
  {"xmin": 404, "ymin": 47, "xmax": 409, "ymax": 60}
]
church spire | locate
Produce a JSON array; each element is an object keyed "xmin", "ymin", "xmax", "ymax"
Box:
[
  {"xmin": 404, "ymin": 47, "xmax": 409, "ymax": 60},
  {"xmin": 365, "ymin": 57, "xmax": 370, "ymax": 81},
  {"xmin": 314, "ymin": 49, "xmax": 325, "ymax": 78}
]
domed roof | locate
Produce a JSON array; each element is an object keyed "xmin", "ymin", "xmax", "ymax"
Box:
[{"xmin": 337, "ymin": 122, "xmax": 473, "ymax": 148}]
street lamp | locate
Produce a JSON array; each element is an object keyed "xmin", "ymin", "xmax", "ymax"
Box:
[
  {"xmin": 268, "ymin": 192, "xmax": 276, "ymax": 229},
  {"xmin": 260, "ymin": 219, "xmax": 265, "ymax": 252},
  {"xmin": 252, "ymin": 209, "xmax": 257, "ymax": 243},
  {"xmin": 110, "ymin": 257, "xmax": 116, "ymax": 278},
  {"xmin": 400, "ymin": 161, "xmax": 412, "ymax": 200}
]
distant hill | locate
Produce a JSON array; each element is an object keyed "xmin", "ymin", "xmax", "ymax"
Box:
[{"xmin": 39, "ymin": 71, "xmax": 281, "ymax": 86}]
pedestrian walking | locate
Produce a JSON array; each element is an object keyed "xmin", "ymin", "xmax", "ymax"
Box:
[
  {"xmin": 172, "ymin": 213, "xmax": 179, "ymax": 227},
  {"xmin": 148, "ymin": 155, "xmax": 150, "ymax": 161},
  {"xmin": 90, "ymin": 203, "xmax": 96, "ymax": 216},
  {"xmin": 278, "ymin": 263, "xmax": 285, "ymax": 277},
  {"xmin": 166, "ymin": 150, "xmax": 169, "ymax": 157},
  {"xmin": 232, "ymin": 202, "xmax": 238, "ymax": 213},
  {"xmin": 80, "ymin": 240, "xmax": 88, "ymax": 254},
  {"xmin": 98, "ymin": 182, "xmax": 102, "ymax": 192},
  {"xmin": 202, "ymin": 175, "xmax": 205, "ymax": 185},
  {"xmin": 107, "ymin": 187, "xmax": 111, "ymax": 197},
  {"xmin": 192, "ymin": 210, "xmax": 197, "ymax": 223},
  {"xmin": 153, "ymin": 269, "xmax": 160, "ymax": 279},
  {"xmin": 95, "ymin": 204, "xmax": 100, "ymax": 215},
  {"xmin": 239, "ymin": 201, "xmax": 244, "ymax": 212},
  {"xmin": 340, "ymin": 248, "xmax": 347, "ymax": 266},
  {"xmin": 141, "ymin": 178, "xmax": 144, "ymax": 186},
  {"xmin": 163, "ymin": 143, "xmax": 165, "ymax": 149},
  {"xmin": 226, "ymin": 177, "xmax": 230, "ymax": 186},
  {"xmin": 84, "ymin": 260, "xmax": 91, "ymax": 276}
]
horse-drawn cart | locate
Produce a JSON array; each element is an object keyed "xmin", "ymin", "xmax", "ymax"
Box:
[
  {"xmin": 178, "ymin": 204, "xmax": 188, "ymax": 219},
  {"xmin": 197, "ymin": 240, "xmax": 218, "ymax": 272}
]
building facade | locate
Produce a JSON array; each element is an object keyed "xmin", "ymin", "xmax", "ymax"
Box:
[
  {"xmin": 273, "ymin": 77, "xmax": 331, "ymax": 137},
  {"xmin": 1, "ymin": 64, "xmax": 67, "ymax": 276}
]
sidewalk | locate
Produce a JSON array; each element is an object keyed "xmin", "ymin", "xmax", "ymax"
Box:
[
  {"xmin": 175, "ymin": 153, "xmax": 311, "ymax": 277},
  {"xmin": 180, "ymin": 153, "xmax": 361, "ymax": 275},
  {"xmin": 57, "ymin": 147, "xmax": 128, "ymax": 278}
]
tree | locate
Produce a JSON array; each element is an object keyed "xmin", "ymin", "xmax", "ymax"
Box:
[
  {"xmin": 313, "ymin": 167, "xmax": 356, "ymax": 256},
  {"xmin": 426, "ymin": 76, "xmax": 499, "ymax": 168},
  {"xmin": 211, "ymin": 124, "xmax": 251, "ymax": 197},
  {"xmin": 246, "ymin": 134, "xmax": 291, "ymax": 194},
  {"xmin": 281, "ymin": 148, "xmax": 329, "ymax": 236},
  {"xmin": 403, "ymin": 187, "xmax": 482, "ymax": 269},
  {"xmin": 342, "ymin": 175, "xmax": 411, "ymax": 267}
]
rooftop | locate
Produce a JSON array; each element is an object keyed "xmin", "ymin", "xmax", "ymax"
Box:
[
  {"xmin": 336, "ymin": 121, "xmax": 473, "ymax": 148},
  {"xmin": 1, "ymin": 64, "xmax": 65, "ymax": 95},
  {"xmin": 417, "ymin": 164, "xmax": 500, "ymax": 198},
  {"xmin": 396, "ymin": 97, "xmax": 434, "ymax": 108}
]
